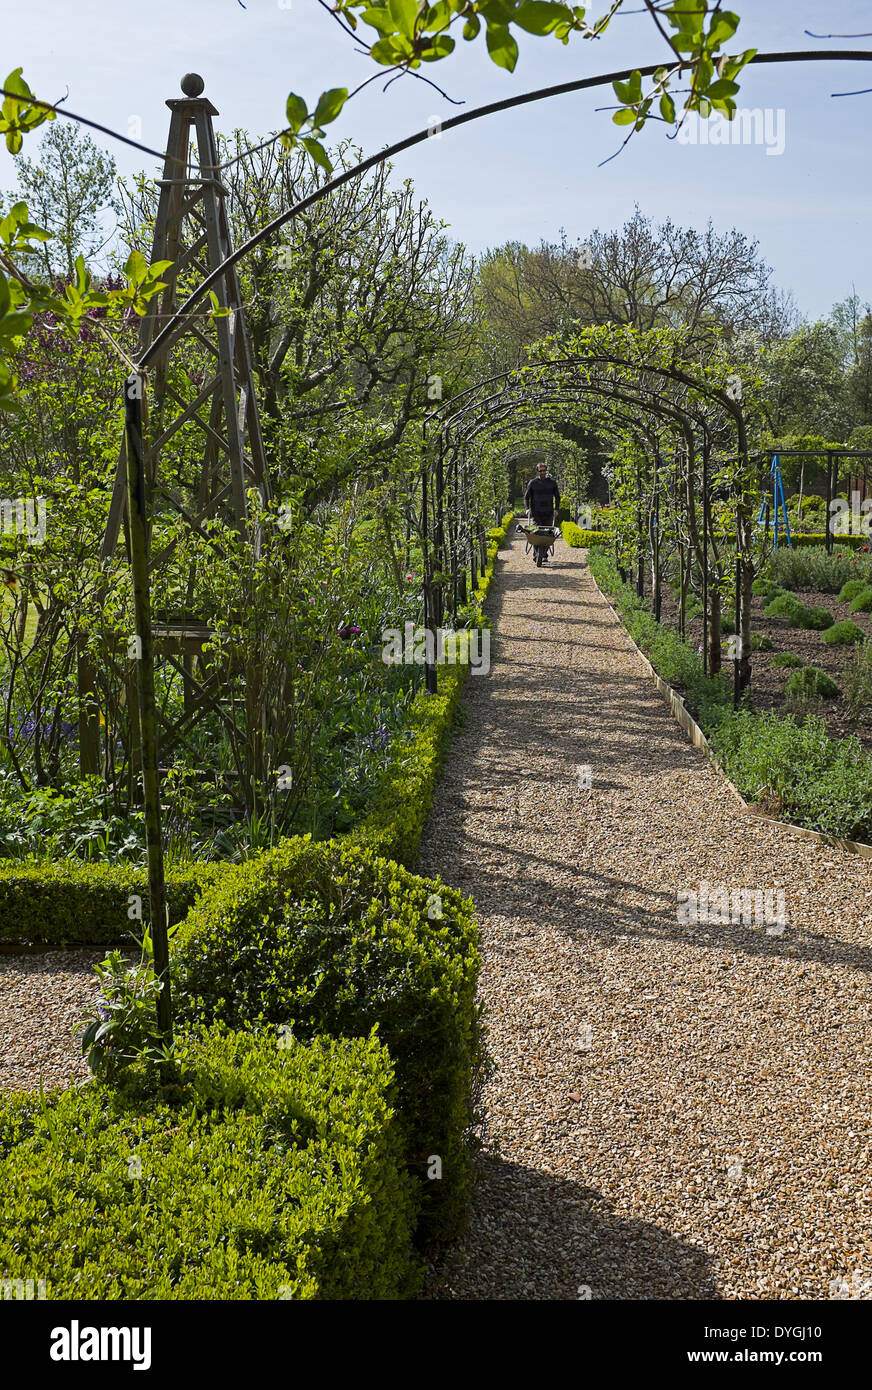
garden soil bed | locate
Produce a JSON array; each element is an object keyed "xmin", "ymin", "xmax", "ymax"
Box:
[{"xmin": 656, "ymin": 585, "xmax": 872, "ymax": 749}]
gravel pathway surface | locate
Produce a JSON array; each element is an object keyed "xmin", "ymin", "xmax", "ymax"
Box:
[
  {"xmin": 420, "ymin": 531, "xmax": 872, "ymax": 1301},
  {"xmin": 0, "ymin": 950, "xmax": 104, "ymax": 1093}
]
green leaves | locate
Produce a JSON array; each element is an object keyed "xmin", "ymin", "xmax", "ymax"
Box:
[
  {"xmin": 311, "ymin": 87, "xmax": 348, "ymax": 128},
  {"xmin": 514, "ymin": 2, "xmax": 570, "ymax": 36},
  {"xmin": 612, "ymin": 69, "xmax": 642, "ymax": 106},
  {"xmin": 0, "ymin": 68, "xmax": 54, "ymax": 155},
  {"xmin": 485, "ymin": 23, "xmax": 519, "ymax": 71},
  {"xmin": 121, "ymin": 250, "xmax": 172, "ymax": 318},
  {"xmin": 285, "ymin": 93, "xmax": 308, "ymax": 134},
  {"xmin": 281, "ymin": 88, "xmax": 348, "ymax": 174}
]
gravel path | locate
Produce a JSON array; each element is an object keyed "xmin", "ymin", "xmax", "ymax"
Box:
[
  {"xmin": 0, "ymin": 950, "xmax": 104, "ymax": 1093},
  {"xmin": 420, "ymin": 532, "xmax": 872, "ymax": 1301}
]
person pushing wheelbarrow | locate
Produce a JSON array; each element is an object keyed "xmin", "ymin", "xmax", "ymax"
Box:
[{"xmin": 520, "ymin": 461, "xmax": 561, "ymax": 566}]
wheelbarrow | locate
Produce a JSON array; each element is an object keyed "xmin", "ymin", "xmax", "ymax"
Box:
[{"xmin": 517, "ymin": 521, "xmax": 558, "ymax": 567}]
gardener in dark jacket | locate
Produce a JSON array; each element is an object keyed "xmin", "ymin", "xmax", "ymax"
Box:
[{"xmin": 524, "ymin": 462, "xmax": 561, "ymax": 562}]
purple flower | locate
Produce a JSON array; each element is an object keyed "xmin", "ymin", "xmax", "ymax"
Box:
[{"xmin": 338, "ymin": 623, "xmax": 362, "ymax": 640}]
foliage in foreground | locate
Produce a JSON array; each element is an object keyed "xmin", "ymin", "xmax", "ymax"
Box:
[
  {"xmin": 170, "ymin": 836, "xmax": 483, "ymax": 1248},
  {"xmin": 0, "ymin": 858, "xmax": 225, "ymax": 946},
  {"xmin": 0, "ymin": 1027, "xmax": 419, "ymax": 1299}
]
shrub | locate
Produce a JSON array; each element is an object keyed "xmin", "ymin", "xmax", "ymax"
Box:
[
  {"xmin": 790, "ymin": 604, "xmax": 834, "ymax": 631},
  {"xmin": 842, "ymin": 642, "xmax": 872, "ymax": 724},
  {"xmin": 0, "ymin": 1027, "xmax": 419, "ymax": 1299},
  {"xmin": 0, "ymin": 860, "xmax": 226, "ymax": 947},
  {"xmin": 821, "ymin": 620, "xmax": 866, "ymax": 645},
  {"xmin": 750, "ymin": 632, "xmax": 773, "ymax": 650},
  {"xmin": 765, "ymin": 594, "xmax": 803, "ymax": 619},
  {"xmin": 354, "ymin": 510, "xmax": 512, "ymax": 869},
  {"xmin": 771, "ymin": 652, "xmax": 805, "ymax": 668},
  {"xmin": 710, "ymin": 711, "xmax": 872, "ymax": 842},
  {"xmin": 784, "ymin": 666, "xmax": 840, "ymax": 702},
  {"xmin": 771, "ymin": 544, "xmax": 872, "ymax": 593},
  {"xmin": 171, "ymin": 836, "xmax": 482, "ymax": 1247},
  {"xmin": 751, "ymin": 577, "xmax": 778, "ymax": 597},
  {"xmin": 839, "ymin": 579, "xmax": 868, "ymax": 603},
  {"xmin": 850, "ymin": 586, "xmax": 872, "ymax": 612},
  {"xmin": 351, "ymin": 667, "xmax": 466, "ymax": 868},
  {"xmin": 561, "ymin": 522, "xmax": 607, "ymax": 547},
  {"xmin": 786, "ymin": 533, "xmax": 868, "ymax": 552}
]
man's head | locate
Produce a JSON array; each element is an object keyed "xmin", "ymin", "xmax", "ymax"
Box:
[{"xmin": 536, "ymin": 462, "xmax": 547, "ymax": 477}]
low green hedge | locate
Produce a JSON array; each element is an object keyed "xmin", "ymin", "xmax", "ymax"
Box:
[
  {"xmin": 562, "ymin": 521, "xmax": 608, "ymax": 547},
  {"xmin": 0, "ymin": 1026, "xmax": 419, "ymax": 1299},
  {"xmin": 353, "ymin": 510, "xmax": 512, "ymax": 869},
  {"xmin": 587, "ymin": 548, "xmax": 730, "ymax": 728},
  {"xmin": 171, "ymin": 835, "xmax": 482, "ymax": 1249},
  {"xmin": 849, "ymin": 586, "xmax": 872, "ymax": 612},
  {"xmin": 784, "ymin": 533, "xmax": 869, "ymax": 550},
  {"xmin": 0, "ymin": 859, "xmax": 226, "ymax": 947}
]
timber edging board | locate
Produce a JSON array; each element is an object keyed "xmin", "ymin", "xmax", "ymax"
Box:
[{"xmin": 583, "ymin": 554, "xmax": 872, "ymax": 862}]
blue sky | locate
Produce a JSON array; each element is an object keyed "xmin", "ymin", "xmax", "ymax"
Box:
[{"xmin": 4, "ymin": 0, "xmax": 872, "ymax": 319}]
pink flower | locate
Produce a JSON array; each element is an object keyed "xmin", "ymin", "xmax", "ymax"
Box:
[{"xmin": 405, "ymin": 572, "xmax": 416, "ymax": 581}]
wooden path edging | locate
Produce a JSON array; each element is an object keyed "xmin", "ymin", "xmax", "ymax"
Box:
[{"xmin": 584, "ymin": 558, "xmax": 872, "ymax": 863}]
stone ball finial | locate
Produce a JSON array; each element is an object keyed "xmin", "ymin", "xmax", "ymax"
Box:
[{"xmin": 181, "ymin": 73, "xmax": 205, "ymax": 97}]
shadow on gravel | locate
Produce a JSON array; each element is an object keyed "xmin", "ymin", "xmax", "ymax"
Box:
[
  {"xmin": 424, "ymin": 1153, "xmax": 720, "ymax": 1301},
  {"xmin": 449, "ymin": 831, "xmax": 872, "ymax": 974}
]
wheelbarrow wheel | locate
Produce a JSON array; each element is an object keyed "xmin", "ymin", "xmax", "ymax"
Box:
[{"xmin": 535, "ymin": 548, "xmax": 544, "ymax": 567}]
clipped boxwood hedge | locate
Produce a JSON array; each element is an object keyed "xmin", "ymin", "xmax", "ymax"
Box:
[
  {"xmin": 785, "ymin": 532, "xmax": 869, "ymax": 550},
  {"xmin": 0, "ymin": 1026, "xmax": 419, "ymax": 1299},
  {"xmin": 171, "ymin": 835, "xmax": 482, "ymax": 1248},
  {"xmin": 353, "ymin": 510, "xmax": 512, "ymax": 869},
  {"xmin": 0, "ymin": 859, "xmax": 227, "ymax": 947},
  {"xmin": 561, "ymin": 521, "xmax": 608, "ymax": 547}
]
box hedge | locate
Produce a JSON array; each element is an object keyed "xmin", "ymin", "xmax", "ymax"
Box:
[
  {"xmin": 0, "ymin": 1026, "xmax": 419, "ymax": 1299},
  {"xmin": 170, "ymin": 835, "xmax": 482, "ymax": 1249},
  {"xmin": 561, "ymin": 521, "xmax": 608, "ymax": 547},
  {"xmin": 0, "ymin": 859, "xmax": 227, "ymax": 947},
  {"xmin": 353, "ymin": 510, "xmax": 512, "ymax": 869}
]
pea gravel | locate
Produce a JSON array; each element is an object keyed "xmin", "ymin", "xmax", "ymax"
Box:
[
  {"xmin": 0, "ymin": 950, "xmax": 105, "ymax": 1093},
  {"xmin": 420, "ymin": 533, "xmax": 872, "ymax": 1301}
]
